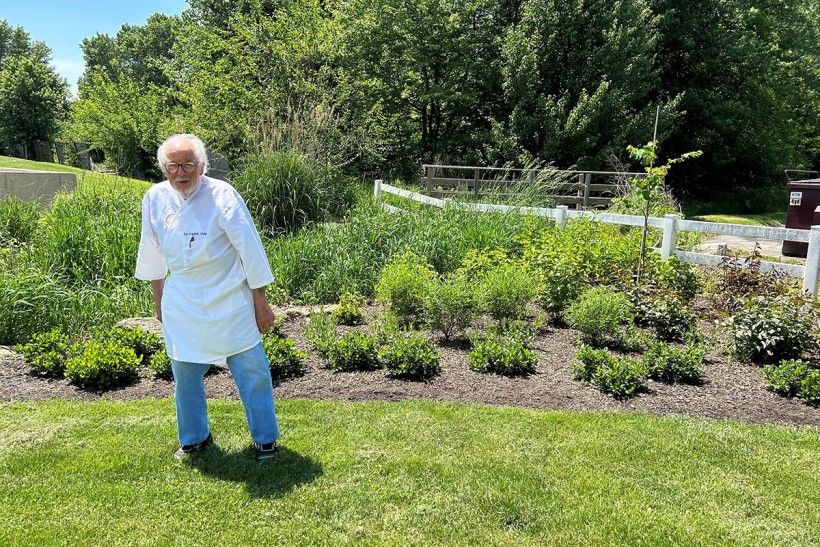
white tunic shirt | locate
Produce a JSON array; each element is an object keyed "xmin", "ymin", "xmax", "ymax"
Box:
[{"xmin": 135, "ymin": 176, "xmax": 274, "ymax": 365}]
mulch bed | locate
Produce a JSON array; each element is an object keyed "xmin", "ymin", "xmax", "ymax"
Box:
[{"xmin": 2, "ymin": 305, "xmax": 818, "ymax": 428}]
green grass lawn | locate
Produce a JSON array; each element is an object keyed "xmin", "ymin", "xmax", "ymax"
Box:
[
  {"xmin": 688, "ymin": 212, "xmax": 786, "ymax": 227},
  {"xmin": 0, "ymin": 155, "xmax": 147, "ymax": 187},
  {"xmin": 1, "ymin": 399, "xmax": 818, "ymax": 545}
]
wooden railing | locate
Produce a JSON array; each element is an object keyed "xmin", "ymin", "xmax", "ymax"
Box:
[{"xmin": 421, "ymin": 164, "xmax": 646, "ymax": 208}]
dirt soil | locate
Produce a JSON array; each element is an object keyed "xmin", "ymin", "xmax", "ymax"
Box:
[{"xmin": 2, "ymin": 306, "xmax": 818, "ymax": 428}]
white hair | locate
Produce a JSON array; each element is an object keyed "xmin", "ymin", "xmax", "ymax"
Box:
[{"xmin": 157, "ymin": 134, "xmax": 210, "ymax": 175}]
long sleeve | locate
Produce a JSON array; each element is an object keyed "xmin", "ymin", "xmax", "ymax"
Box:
[
  {"xmin": 135, "ymin": 192, "xmax": 168, "ymax": 281},
  {"xmin": 218, "ymin": 189, "xmax": 274, "ymax": 289}
]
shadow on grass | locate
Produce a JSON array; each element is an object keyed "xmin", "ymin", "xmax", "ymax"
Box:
[{"xmin": 185, "ymin": 445, "xmax": 323, "ymax": 499}]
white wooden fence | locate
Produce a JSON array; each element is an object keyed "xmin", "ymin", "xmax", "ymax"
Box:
[{"xmin": 373, "ymin": 179, "xmax": 820, "ymax": 296}]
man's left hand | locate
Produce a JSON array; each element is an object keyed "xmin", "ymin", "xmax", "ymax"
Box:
[{"xmin": 252, "ymin": 287, "xmax": 276, "ymax": 334}]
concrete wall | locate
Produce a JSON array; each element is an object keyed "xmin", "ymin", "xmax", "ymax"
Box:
[{"xmin": 0, "ymin": 168, "xmax": 77, "ymax": 205}]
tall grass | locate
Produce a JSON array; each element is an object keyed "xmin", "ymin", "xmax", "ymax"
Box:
[
  {"xmin": 265, "ymin": 201, "xmax": 548, "ymax": 303},
  {"xmin": 0, "ymin": 196, "xmax": 40, "ymax": 245}
]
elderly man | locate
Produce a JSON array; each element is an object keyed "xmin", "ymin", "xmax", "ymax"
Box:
[{"xmin": 135, "ymin": 133, "xmax": 280, "ymax": 461}]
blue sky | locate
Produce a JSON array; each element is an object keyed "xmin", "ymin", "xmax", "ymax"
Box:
[{"xmin": 2, "ymin": 0, "xmax": 188, "ymax": 97}]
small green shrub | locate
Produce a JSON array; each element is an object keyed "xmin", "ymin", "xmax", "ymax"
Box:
[
  {"xmin": 798, "ymin": 370, "xmax": 820, "ymax": 405},
  {"xmin": 763, "ymin": 359, "xmax": 809, "ymax": 397},
  {"xmin": 379, "ymin": 331, "xmax": 441, "ymax": 379},
  {"xmin": 305, "ymin": 311, "xmax": 336, "ymax": 357},
  {"xmin": 642, "ymin": 341, "xmax": 705, "ymax": 384},
  {"xmin": 64, "ymin": 339, "xmax": 141, "ymax": 389},
  {"xmin": 651, "ymin": 257, "xmax": 701, "ymax": 302},
  {"xmin": 14, "ymin": 328, "xmax": 71, "ymax": 377},
  {"xmin": 535, "ymin": 257, "xmax": 586, "ymax": 316},
  {"xmin": 371, "ymin": 309, "xmax": 401, "ymax": 346},
  {"xmin": 478, "ymin": 262, "xmax": 537, "ymax": 322},
  {"xmin": 104, "ymin": 327, "xmax": 162, "ymax": 364},
  {"xmin": 565, "ymin": 287, "xmax": 634, "ymax": 346},
  {"xmin": 468, "ymin": 330, "xmax": 537, "ymax": 376},
  {"xmin": 328, "ymin": 330, "xmax": 380, "ymax": 371},
  {"xmin": 423, "ymin": 274, "xmax": 477, "ymax": 340},
  {"xmin": 637, "ymin": 295, "xmax": 696, "ymax": 342},
  {"xmin": 375, "ymin": 251, "xmax": 436, "ymax": 324},
  {"xmin": 728, "ymin": 295, "xmax": 813, "ymax": 364},
  {"xmin": 0, "ymin": 195, "xmax": 40, "ymax": 245},
  {"xmin": 456, "ymin": 248, "xmax": 509, "ymax": 279},
  {"xmin": 263, "ymin": 334, "xmax": 307, "ymax": 382},
  {"xmin": 574, "ymin": 344, "xmax": 647, "ymax": 397},
  {"xmin": 147, "ymin": 351, "xmax": 172, "ymax": 380},
  {"xmin": 574, "ymin": 344, "xmax": 615, "ymax": 382},
  {"xmin": 331, "ymin": 292, "xmax": 366, "ymax": 326},
  {"xmin": 592, "ymin": 357, "xmax": 647, "ymax": 398}
]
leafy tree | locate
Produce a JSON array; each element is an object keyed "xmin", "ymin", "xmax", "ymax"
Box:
[
  {"xmin": 0, "ymin": 47, "xmax": 68, "ymax": 148},
  {"xmin": 502, "ymin": 0, "xmax": 680, "ymax": 170}
]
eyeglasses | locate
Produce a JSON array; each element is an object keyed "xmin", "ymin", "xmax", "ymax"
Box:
[{"xmin": 165, "ymin": 162, "xmax": 199, "ymax": 174}]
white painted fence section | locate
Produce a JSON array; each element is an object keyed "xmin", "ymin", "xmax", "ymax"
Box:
[{"xmin": 374, "ymin": 180, "xmax": 820, "ymax": 296}]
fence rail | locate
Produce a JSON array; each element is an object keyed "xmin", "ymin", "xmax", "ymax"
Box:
[
  {"xmin": 421, "ymin": 163, "xmax": 646, "ymax": 208},
  {"xmin": 373, "ymin": 179, "xmax": 820, "ymax": 296}
]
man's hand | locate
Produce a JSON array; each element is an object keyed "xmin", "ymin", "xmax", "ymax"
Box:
[{"xmin": 252, "ymin": 287, "xmax": 276, "ymax": 334}]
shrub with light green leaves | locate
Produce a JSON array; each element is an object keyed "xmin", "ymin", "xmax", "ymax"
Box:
[
  {"xmin": 638, "ymin": 295, "xmax": 696, "ymax": 342},
  {"xmin": 104, "ymin": 326, "xmax": 162, "ymax": 364},
  {"xmin": 328, "ymin": 330, "xmax": 380, "ymax": 371},
  {"xmin": 642, "ymin": 341, "xmax": 705, "ymax": 384},
  {"xmin": 263, "ymin": 334, "xmax": 307, "ymax": 382},
  {"xmin": 423, "ymin": 274, "xmax": 477, "ymax": 340},
  {"xmin": 652, "ymin": 257, "xmax": 701, "ymax": 302},
  {"xmin": 305, "ymin": 311, "xmax": 336, "ymax": 357},
  {"xmin": 375, "ymin": 251, "xmax": 436, "ymax": 324},
  {"xmin": 64, "ymin": 339, "xmax": 141, "ymax": 389},
  {"xmin": 573, "ymin": 344, "xmax": 614, "ymax": 382},
  {"xmin": 574, "ymin": 344, "xmax": 647, "ymax": 397},
  {"xmin": 14, "ymin": 328, "xmax": 72, "ymax": 377},
  {"xmin": 566, "ymin": 287, "xmax": 634, "ymax": 346},
  {"xmin": 147, "ymin": 351, "xmax": 172, "ymax": 380},
  {"xmin": 331, "ymin": 292, "xmax": 366, "ymax": 326},
  {"xmin": 728, "ymin": 295, "xmax": 813, "ymax": 364},
  {"xmin": 763, "ymin": 359, "xmax": 809, "ymax": 397},
  {"xmin": 798, "ymin": 370, "xmax": 820, "ymax": 405},
  {"xmin": 379, "ymin": 331, "xmax": 440, "ymax": 379},
  {"xmin": 478, "ymin": 262, "xmax": 537, "ymax": 322},
  {"xmin": 468, "ymin": 329, "xmax": 537, "ymax": 376}
]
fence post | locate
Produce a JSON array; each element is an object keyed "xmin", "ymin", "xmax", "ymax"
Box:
[
  {"xmin": 424, "ymin": 165, "xmax": 434, "ymax": 195},
  {"xmin": 556, "ymin": 205, "xmax": 568, "ymax": 228},
  {"xmin": 474, "ymin": 168, "xmax": 480, "ymax": 198},
  {"xmin": 583, "ymin": 173, "xmax": 592, "ymax": 208},
  {"xmin": 576, "ymin": 173, "xmax": 584, "ymax": 209},
  {"xmin": 803, "ymin": 225, "xmax": 820, "ymax": 297},
  {"xmin": 661, "ymin": 214, "xmax": 679, "ymax": 260},
  {"xmin": 374, "ymin": 179, "xmax": 383, "ymax": 204}
]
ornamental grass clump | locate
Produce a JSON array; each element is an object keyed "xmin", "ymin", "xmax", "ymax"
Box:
[
  {"xmin": 15, "ymin": 328, "xmax": 72, "ymax": 377},
  {"xmin": 565, "ymin": 286, "xmax": 634, "ymax": 347},
  {"xmin": 305, "ymin": 310, "xmax": 336, "ymax": 357},
  {"xmin": 331, "ymin": 292, "xmax": 366, "ymax": 326},
  {"xmin": 0, "ymin": 195, "xmax": 40, "ymax": 246},
  {"xmin": 379, "ymin": 331, "xmax": 440, "ymax": 379},
  {"xmin": 328, "ymin": 330, "xmax": 380, "ymax": 371},
  {"xmin": 375, "ymin": 251, "xmax": 436, "ymax": 325},
  {"xmin": 641, "ymin": 340, "xmax": 705, "ymax": 384},
  {"xmin": 423, "ymin": 274, "xmax": 477, "ymax": 340},
  {"xmin": 64, "ymin": 339, "xmax": 141, "ymax": 389},
  {"xmin": 468, "ymin": 329, "xmax": 537, "ymax": 376},
  {"xmin": 263, "ymin": 334, "xmax": 307, "ymax": 382}
]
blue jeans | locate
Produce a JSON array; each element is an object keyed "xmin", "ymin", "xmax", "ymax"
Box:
[{"xmin": 170, "ymin": 342, "xmax": 279, "ymax": 446}]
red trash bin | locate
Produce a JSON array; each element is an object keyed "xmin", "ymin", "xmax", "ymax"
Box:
[{"xmin": 783, "ymin": 179, "xmax": 820, "ymax": 257}]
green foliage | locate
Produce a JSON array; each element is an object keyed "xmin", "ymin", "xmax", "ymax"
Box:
[
  {"xmin": 0, "ymin": 195, "xmax": 39, "ymax": 246},
  {"xmin": 635, "ymin": 294, "xmax": 696, "ymax": 342},
  {"xmin": 574, "ymin": 344, "xmax": 647, "ymax": 397},
  {"xmin": 565, "ymin": 287, "xmax": 634, "ymax": 347},
  {"xmin": 651, "ymin": 257, "xmax": 702, "ymax": 302},
  {"xmin": 763, "ymin": 359, "xmax": 810, "ymax": 397},
  {"xmin": 14, "ymin": 328, "xmax": 71, "ymax": 377},
  {"xmin": 0, "ymin": 46, "xmax": 68, "ymax": 146},
  {"xmin": 468, "ymin": 329, "xmax": 537, "ymax": 376},
  {"xmin": 233, "ymin": 150, "xmax": 352, "ymax": 235},
  {"xmin": 147, "ymin": 350, "xmax": 172, "ymax": 380},
  {"xmin": 456, "ymin": 248, "xmax": 509, "ymax": 279},
  {"xmin": 331, "ymin": 292, "xmax": 366, "ymax": 326},
  {"xmin": 378, "ymin": 331, "xmax": 440, "ymax": 380},
  {"xmin": 327, "ymin": 330, "xmax": 380, "ymax": 372},
  {"xmin": 642, "ymin": 341, "xmax": 705, "ymax": 384},
  {"xmin": 478, "ymin": 262, "xmax": 537, "ymax": 322},
  {"xmin": 64, "ymin": 339, "xmax": 141, "ymax": 389},
  {"xmin": 798, "ymin": 370, "xmax": 820, "ymax": 405},
  {"xmin": 375, "ymin": 251, "xmax": 436, "ymax": 325},
  {"xmin": 423, "ymin": 274, "xmax": 477, "ymax": 340},
  {"xmin": 535, "ymin": 255, "xmax": 587, "ymax": 316},
  {"xmin": 304, "ymin": 311, "xmax": 336, "ymax": 358},
  {"xmin": 102, "ymin": 327, "xmax": 162, "ymax": 364},
  {"xmin": 728, "ymin": 296, "xmax": 814, "ymax": 364},
  {"xmin": 262, "ymin": 334, "xmax": 306, "ymax": 382}
]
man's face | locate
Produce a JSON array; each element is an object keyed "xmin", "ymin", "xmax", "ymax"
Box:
[{"xmin": 164, "ymin": 141, "xmax": 204, "ymax": 197}]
